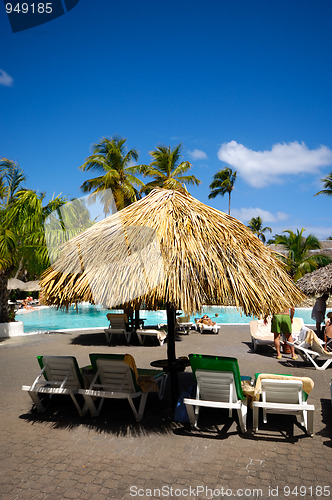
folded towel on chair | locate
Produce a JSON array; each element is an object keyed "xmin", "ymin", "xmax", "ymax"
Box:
[{"xmin": 253, "ymin": 373, "xmax": 314, "ymax": 401}]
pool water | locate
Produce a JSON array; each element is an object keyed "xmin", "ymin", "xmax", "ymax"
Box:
[{"xmin": 16, "ymin": 304, "xmax": 322, "ymax": 333}]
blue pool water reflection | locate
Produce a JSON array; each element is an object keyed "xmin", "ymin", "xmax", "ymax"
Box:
[{"xmin": 16, "ymin": 304, "xmax": 322, "ymax": 333}]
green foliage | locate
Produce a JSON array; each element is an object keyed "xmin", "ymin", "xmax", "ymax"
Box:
[
  {"xmin": 79, "ymin": 136, "xmax": 145, "ymax": 210},
  {"xmin": 208, "ymin": 167, "xmax": 237, "ymax": 215},
  {"xmin": 247, "ymin": 216, "xmax": 272, "ymax": 243},
  {"xmin": 314, "ymin": 172, "xmax": 332, "ymax": 197},
  {"xmin": 0, "ymin": 158, "xmax": 68, "ymax": 321},
  {"xmin": 270, "ymin": 228, "xmax": 332, "ymax": 280},
  {"xmin": 141, "ymin": 144, "xmax": 201, "ymax": 193}
]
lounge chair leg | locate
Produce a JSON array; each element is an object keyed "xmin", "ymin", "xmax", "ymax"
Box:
[
  {"xmin": 253, "ymin": 406, "xmax": 259, "ymax": 433},
  {"xmin": 237, "ymin": 399, "xmax": 247, "ymax": 433},
  {"xmin": 27, "ymin": 390, "xmax": 47, "ymax": 412},
  {"xmin": 135, "ymin": 392, "xmax": 148, "ymax": 422},
  {"xmin": 185, "ymin": 403, "xmax": 197, "ymax": 427},
  {"xmin": 306, "ymin": 410, "xmax": 314, "ymax": 437},
  {"xmin": 83, "ymin": 394, "xmax": 104, "ymax": 417},
  {"xmin": 70, "ymin": 394, "xmax": 88, "ymax": 417}
]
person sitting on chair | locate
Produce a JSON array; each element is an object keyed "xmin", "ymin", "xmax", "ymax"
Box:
[{"xmin": 324, "ymin": 312, "xmax": 332, "ymax": 350}]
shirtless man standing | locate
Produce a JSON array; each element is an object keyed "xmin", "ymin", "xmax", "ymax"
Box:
[{"xmin": 271, "ymin": 307, "xmax": 297, "ymax": 360}]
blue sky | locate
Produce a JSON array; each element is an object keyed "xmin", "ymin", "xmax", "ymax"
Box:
[{"xmin": 1, "ymin": 0, "xmax": 332, "ymax": 239}]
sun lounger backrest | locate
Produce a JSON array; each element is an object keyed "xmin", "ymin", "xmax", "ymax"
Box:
[
  {"xmin": 308, "ymin": 332, "xmax": 332, "ymax": 357},
  {"xmin": 106, "ymin": 313, "xmax": 128, "ymax": 329},
  {"xmin": 177, "ymin": 315, "xmax": 191, "ymax": 324},
  {"xmin": 260, "ymin": 379, "xmax": 303, "ymax": 404},
  {"xmin": 195, "ymin": 370, "xmax": 238, "ymax": 403},
  {"xmin": 37, "ymin": 356, "xmax": 84, "ymax": 389},
  {"xmin": 89, "ymin": 353, "xmax": 140, "ymax": 392},
  {"xmin": 292, "ymin": 317, "xmax": 304, "ymax": 334},
  {"xmin": 96, "ymin": 360, "xmax": 136, "ymax": 392},
  {"xmin": 189, "ymin": 354, "xmax": 244, "ymax": 400}
]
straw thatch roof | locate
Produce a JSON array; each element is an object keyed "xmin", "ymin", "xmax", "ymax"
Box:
[
  {"xmin": 8, "ymin": 279, "xmax": 40, "ymax": 291},
  {"xmin": 296, "ymin": 263, "xmax": 332, "ymax": 296},
  {"xmin": 40, "ymin": 189, "xmax": 304, "ymax": 316}
]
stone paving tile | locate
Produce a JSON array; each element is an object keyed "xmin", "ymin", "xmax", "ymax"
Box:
[{"xmin": 0, "ymin": 327, "xmax": 331, "ymax": 499}]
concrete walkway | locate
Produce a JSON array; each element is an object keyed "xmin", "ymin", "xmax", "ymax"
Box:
[{"xmin": 0, "ymin": 325, "xmax": 331, "ymax": 499}]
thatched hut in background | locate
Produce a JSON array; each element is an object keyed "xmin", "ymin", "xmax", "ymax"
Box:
[
  {"xmin": 296, "ymin": 263, "xmax": 332, "ymax": 297},
  {"xmin": 40, "ymin": 189, "xmax": 305, "ymax": 405}
]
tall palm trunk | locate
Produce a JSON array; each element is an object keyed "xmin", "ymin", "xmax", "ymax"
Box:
[{"xmin": 0, "ymin": 269, "xmax": 11, "ymax": 323}]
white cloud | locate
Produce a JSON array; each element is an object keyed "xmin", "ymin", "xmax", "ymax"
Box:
[
  {"xmin": 231, "ymin": 207, "xmax": 288, "ymax": 224},
  {"xmin": 188, "ymin": 149, "xmax": 208, "ymax": 160},
  {"xmin": 0, "ymin": 69, "xmax": 13, "ymax": 87},
  {"xmin": 218, "ymin": 141, "xmax": 332, "ymax": 188}
]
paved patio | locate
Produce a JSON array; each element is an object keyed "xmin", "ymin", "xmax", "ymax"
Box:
[{"xmin": 0, "ymin": 325, "xmax": 331, "ymax": 499}]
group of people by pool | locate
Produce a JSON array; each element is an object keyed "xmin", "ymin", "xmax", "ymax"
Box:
[{"xmin": 19, "ymin": 297, "xmax": 40, "ymax": 310}]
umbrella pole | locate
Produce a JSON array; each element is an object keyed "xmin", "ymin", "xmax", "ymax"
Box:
[
  {"xmin": 134, "ymin": 305, "xmax": 140, "ymax": 330},
  {"xmin": 166, "ymin": 303, "xmax": 179, "ymax": 410}
]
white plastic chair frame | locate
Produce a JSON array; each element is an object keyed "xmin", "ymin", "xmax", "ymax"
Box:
[
  {"xmin": 183, "ymin": 370, "xmax": 248, "ymax": 433},
  {"xmin": 79, "ymin": 358, "xmax": 166, "ymax": 422},
  {"xmin": 252, "ymin": 378, "xmax": 315, "ymax": 437},
  {"xmin": 22, "ymin": 356, "xmax": 88, "ymax": 416}
]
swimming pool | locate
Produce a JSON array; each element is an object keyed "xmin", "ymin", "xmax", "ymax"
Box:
[{"xmin": 16, "ymin": 304, "xmax": 322, "ymax": 333}]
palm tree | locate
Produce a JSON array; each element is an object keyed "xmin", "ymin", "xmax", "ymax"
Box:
[
  {"xmin": 79, "ymin": 136, "xmax": 145, "ymax": 211},
  {"xmin": 208, "ymin": 167, "xmax": 237, "ymax": 215},
  {"xmin": 314, "ymin": 172, "xmax": 332, "ymax": 196},
  {"xmin": 247, "ymin": 216, "xmax": 272, "ymax": 243},
  {"xmin": 270, "ymin": 228, "xmax": 331, "ymax": 281},
  {"xmin": 141, "ymin": 144, "xmax": 200, "ymax": 193},
  {"xmin": 0, "ymin": 158, "xmax": 67, "ymax": 323}
]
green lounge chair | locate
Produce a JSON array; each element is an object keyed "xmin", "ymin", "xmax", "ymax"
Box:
[
  {"xmin": 79, "ymin": 353, "xmax": 167, "ymax": 421},
  {"xmin": 183, "ymin": 354, "xmax": 249, "ymax": 433},
  {"xmin": 22, "ymin": 355, "xmax": 88, "ymax": 416}
]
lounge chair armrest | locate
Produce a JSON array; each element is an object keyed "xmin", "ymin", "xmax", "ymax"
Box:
[
  {"xmin": 183, "ymin": 397, "xmax": 242, "ymax": 410},
  {"xmin": 252, "ymin": 401, "xmax": 315, "ymax": 412}
]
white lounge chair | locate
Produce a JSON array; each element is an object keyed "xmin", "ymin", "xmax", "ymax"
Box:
[
  {"xmin": 252, "ymin": 374, "xmax": 315, "ymax": 436},
  {"xmin": 22, "ymin": 355, "xmax": 88, "ymax": 416},
  {"xmin": 104, "ymin": 313, "xmax": 134, "ymax": 344},
  {"xmin": 79, "ymin": 353, "xmax": 167, "ymax": 421},
  {"xmin": 250, "ymin": 317, "xmax": 305, "ymax": 352},
  {"xmin": 176, "ymin": 315, "xmax": 193, "ymax": 335},
  {"xmin": 183, "ymin": 354, "xmax": 249, "ymax": 433},
  {"xmin": 136, "ymin": 328, "xmax": 167, "ymax": 346},
  {"xmin": 287, "ymin": 329, "xmax": 332, "ymax": 371}
]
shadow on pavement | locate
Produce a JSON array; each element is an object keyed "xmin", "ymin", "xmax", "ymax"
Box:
[
  {"xmin": 70, "ymin": 332, "xmax": 185, "ymax": 347},
  {"xmin": 318, "ymin": 398, "xmax": 332, "ymax": 448},
  {"xmin": 174, "ymin": 410, "xmax": 313, "ymax": 443},
  {"xmin": 19, "ymin": 372, "xmax": 195, "ymax": 437},
  {"xmin": 19, "ymin": 394, "xmax": 181, "ymax": 436}
]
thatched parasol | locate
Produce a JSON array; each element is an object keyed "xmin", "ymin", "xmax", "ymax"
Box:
[
  {"xmin": 296, "ymin": 263, "xmax": 332, "ymax": 296},
  {"xmin": 40, "ymin": 189, "xmax": 305, "ymax": 405}
]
